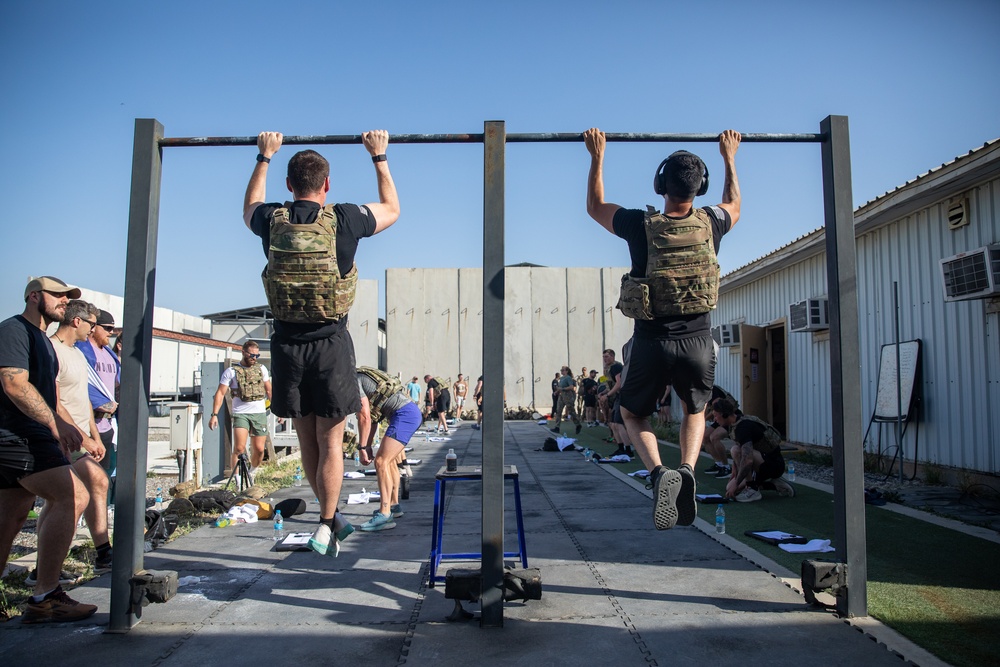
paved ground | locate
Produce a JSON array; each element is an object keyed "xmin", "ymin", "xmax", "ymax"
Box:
[{"xmin": 1, "ymin": 421, "xmax": 943, "ymax": 666}]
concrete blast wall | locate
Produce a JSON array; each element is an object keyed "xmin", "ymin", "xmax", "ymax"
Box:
[{"xmin": 386, "ymin": 267, "xmax": 631, "ymax": 410}]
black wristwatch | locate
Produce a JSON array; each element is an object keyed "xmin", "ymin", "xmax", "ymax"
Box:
[
  {"xmin": 372, "ymin": 154, "xmax": 387, "ymax": 163},
  {"xmin": 256, "ymin": 154, "xmax": 270, "ymax": 163}
]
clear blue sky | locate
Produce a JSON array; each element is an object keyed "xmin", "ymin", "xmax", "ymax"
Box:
[{"xmin": 2, "ymin": 0, "xmax": 997, "ymax": 321}]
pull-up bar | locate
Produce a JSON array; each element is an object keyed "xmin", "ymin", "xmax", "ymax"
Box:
[
  {"xmin": 159, "ymin": 131, "xmax": 824, "ymax": 148},
  {"xmin": 115, "ymin": 117, "xmax": 864, "ymax": 634}
]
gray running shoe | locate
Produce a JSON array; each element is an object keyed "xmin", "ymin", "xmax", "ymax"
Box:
[{"xmin": 650, "ymin": 467, "xmax": 682, "ymax": 530}]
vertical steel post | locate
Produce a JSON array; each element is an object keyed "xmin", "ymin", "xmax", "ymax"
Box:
[
  {"xmin": 108, "ymin": 119, "xmax": 163, "ymax": 632},
  {"xmin": 480, "ymin": 120, "xmax": 505, "ymax": 626},
  {"xmin": 820, "ymin": 115, "xmax": 868, "ymax": 618}
]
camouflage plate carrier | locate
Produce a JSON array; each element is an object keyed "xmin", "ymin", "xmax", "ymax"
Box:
[
  {"xmin": 617, "ymin": 206, "xmax": 719, "ymax": 319},
  {"xmin": 232, "ymin": 364, "xmax": 266, "ymax": 402},
  {"xmin": 358, "ymin": 366, "xmax": 405, "ymax": 423},
  {"xmin": 262, "ymin": 203, "xmax": 358, "ymax": 323},
  {"xmin": 729, "ymin": 415, "xmax": 782, "ymax": 455}
]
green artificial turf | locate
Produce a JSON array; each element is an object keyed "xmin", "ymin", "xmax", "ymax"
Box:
[{"xmin": 561, "ymin": 421, "xmax": 1000, "ymax": 667}]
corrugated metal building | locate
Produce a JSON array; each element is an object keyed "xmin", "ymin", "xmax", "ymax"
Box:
[{"xmin": 713, "ymin": 139, "xmax": 1000, "ymax": 473}]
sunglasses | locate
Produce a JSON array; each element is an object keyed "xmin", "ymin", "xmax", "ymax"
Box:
[
  {"xmin": 81, "ymin": 319, "xmax": 98, "ymax": 329},
  {"xmin": 246, "ymin": 353, "xmax": 261, "ymax": 359},
  {"xmin": 96, "ymin": 323, "xmax": 113, "ymax": 330}
]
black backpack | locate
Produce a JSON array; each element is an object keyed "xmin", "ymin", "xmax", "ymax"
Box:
[{"xmin": 188, "ymin": 490, "xmax": 237, "ymax": 514}]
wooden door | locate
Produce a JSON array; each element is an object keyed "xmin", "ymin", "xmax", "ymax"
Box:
[{"xmin": 740, "ymin": 324, "xmax": 768, "ymax": 419}]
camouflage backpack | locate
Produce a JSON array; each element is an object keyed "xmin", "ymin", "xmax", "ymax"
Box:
[
  {"xmin": 358, "ymin": 367, "xmax": 405, "ymax": 423},
  {"xmin": 617, "ymin": 205, "xmax": 719, "ymax": 319},
  {"xmin": 231, "ymin": 363, "xmax": 266, "ymax": 402},
  {"xmin": 262, "ymin": 203, "xmax": 358, "ymax": 323}
]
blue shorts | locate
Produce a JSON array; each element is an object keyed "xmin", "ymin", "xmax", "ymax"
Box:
[{"xmin": 384, "ymin": 402, "xmax": 422, "ymax": 445}]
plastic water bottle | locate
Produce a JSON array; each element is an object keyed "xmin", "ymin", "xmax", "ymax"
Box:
[
  {"xmin": 354, "ymin": 450, "xmax": 361, "ymax": 469},
  {"xmin": 294, "ymin": 466, "xmax": 303, "ymax": 487},
  {"xmin": 446, "ymin": 448, "xmax": 458, "ymax": 472},
  {"xmin": 787, "ymin": 461, "xmax": 796, "ymax": 482},
  {"xmin": 273, "ymin": 510, "xmax": 284, "ymax": 541},
  {"xmin": 155, "ymin": 486, "xmax": 163, "ymax": 511},
  {"xmin": 583, "ymin": 447, "xmax": 592, "ymax": 459},
  {"xmin": 715, "ymin": 504, "xmax": 726, "ymax": 534}
]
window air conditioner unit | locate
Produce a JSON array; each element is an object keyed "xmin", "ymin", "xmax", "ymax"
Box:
[
  {"xmin": 789, "ymin": 298, "xmax": 829, "ymax": 332},
  {"xmin": 940, "ymin": 244, "xmax": 1000, "ymax": 302},
  {"xmin": 711, "ymin": 324, "xmax": 741, "ymax": 347}
]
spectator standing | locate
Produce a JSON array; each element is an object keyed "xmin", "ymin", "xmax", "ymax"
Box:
[
  {"xmin": 75, "ymin": 309, "xmax": 119, "ymax": 478},
  {"xmin": 208, "ymin": 341, "xmax": 273, "ymax": 478},
  {"xmin": 551, "ymin": 366, "xmax": 582, "ymax": 434},
  {"xmin": 49, "ymin": 300, "xmax": 113, "ymax": 574},
  {"xmin": 452, "ymin": 374, "xmax": 468, "ymax": 422},
  {"xmin": 0, "ymin": 277, "xmax": 95, "ymax": 623}
]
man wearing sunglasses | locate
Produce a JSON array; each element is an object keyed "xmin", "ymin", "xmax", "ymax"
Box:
[
  {"xmin": 49, "ymin": 300, "xmax": 113, "ymax": 574},
  {"xmin": 209, "ymin": 341, "xmax": 272, "ymax": 477},
  {"xmin": 0, "ymin": 276, "xmax": 96, "ymax": 623},
  {"xmin": 75, "ymin": 309, "xmax": 120, "ymax": 478}
]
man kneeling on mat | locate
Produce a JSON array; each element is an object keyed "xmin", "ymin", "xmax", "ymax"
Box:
[{"xmin": 355, "ymin": 367, "xmax": 422, "ymax": 532}]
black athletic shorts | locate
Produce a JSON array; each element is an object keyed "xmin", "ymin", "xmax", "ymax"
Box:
[
  {"xmin": 270, "ymin": 329, "xmax": 361, "ymax": 420},
  {"xmin": 619, "ymin": 333, "xmax": 715, "ymax": 418},
  {"xmin": 0, "ymin": 433, "xmax": 70, "ymax": 489},
  {"xmin": 435, "ymin": 389, "xmax": 451, "ymax": 414},
  {"xmin": 583, "ymin": 394, "xmax": 597, "ymax": 408},
  {"xmin": 751, "ymin": 448, "xmax": 785, "ymax": 487}
]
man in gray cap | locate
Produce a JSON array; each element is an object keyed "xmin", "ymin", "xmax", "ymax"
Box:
[
  {"xmin": 76, "ymin": 308, "xmax": 120, "ymax": 476},
  {"xmin": 0, "ymin": 276, "xmax": 97, "ymax": 623}
]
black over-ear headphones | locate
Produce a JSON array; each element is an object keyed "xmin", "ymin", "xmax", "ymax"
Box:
[{"xmin": 654, "ymin": 150, "xmax": 709, "ymax": 197}]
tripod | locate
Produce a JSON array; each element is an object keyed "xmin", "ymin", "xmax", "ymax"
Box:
[{"xmin": 226, "ymin": 452, "xmax": 254, "ymax": 493}]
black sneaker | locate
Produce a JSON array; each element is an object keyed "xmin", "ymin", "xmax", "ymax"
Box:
[
  {"xmin": 702, "ymin": 462, "xmax": 723, "ymax": 474},
  {"xmin": 611, "ymin": 446, "xmax": 628, "ymax": 457},
  {"xmin": 21, "ymin": 586, "xmax": 97, "ymax": 624},
  {"xmin": 649, "ymin": 466, "xmax": 682, "ymax": 530},
  {"xmin": 575, "ymin": 423, "xmax": 582, "ymax": 434},
  {"xmin": 25, "ymin": 569, "xmax": 80, "ymax": 587},
  {"xmin": 714, "ymin": 465, "xmax": 732, "ymax": 478},
  {"xmin": 676, "ymin": 465, "xmax": 697, "ymax": 526},
  {"xmin": 550, "ymin": 427, "xmax": 560, "ymax": 433}
]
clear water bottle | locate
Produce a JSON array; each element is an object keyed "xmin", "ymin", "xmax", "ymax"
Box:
[
  {"xmin": 294, "ymin": 466, "xmax": 303, "ymax": 487},
  {"xmin": 787, "ymin": 461, "xmax": 796, "ymax": 482},
  {"xmin": 715, "ymin": 504, "xmax": 726, "ymax": 534},
  {"xmin": 446, "ymin": 448, "xmax": 458, "ymax": 472},
  {"xmin": 583, "ymin": 447, "xmax": 592, "ymax": 459},
  {"xmin": 273, "ymin": 510, "xmax": 284, "ymax": 541},
  {"xmin": 354, "ymin": 449, "xmax": 361, "ymax": 469},
  {"xmin": 155, "ymin": 486, "xmax": 163, "ymax": 511}
]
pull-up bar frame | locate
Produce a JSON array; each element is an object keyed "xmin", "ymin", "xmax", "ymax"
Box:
[{"xmin": 113, "ymin": 119, "xmax": 864, "ymax": 632}]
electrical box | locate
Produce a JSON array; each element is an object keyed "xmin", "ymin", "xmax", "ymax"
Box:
[
  {"xmin": 789, "ymin": 298, "xmax": 829, "ymax": 332},
  {"xmin": 169, "ymin": 402, "xmax": 203, "ymax": 452}
]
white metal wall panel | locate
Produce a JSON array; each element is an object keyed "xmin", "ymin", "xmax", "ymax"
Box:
[
  {"xmin": 504, "ymin": 268, "xmax": 535, "ymax": 409},
  {"xmin": 717, "ymin": 175, "xmax": 1000, "ymax": 472},
  {"xmin": 150, "ymin": 338, "xmax": 179, "ymax": 395}
]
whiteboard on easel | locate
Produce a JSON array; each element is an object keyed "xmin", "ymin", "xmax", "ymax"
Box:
[{"xmin": 873, "ymin": 340, "xmax": 920, "ymax": 422}]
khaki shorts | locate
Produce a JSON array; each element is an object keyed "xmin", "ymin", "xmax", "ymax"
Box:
[{"xmin": 232, "ymin": 412, "xmax": 268, "ymax": 436}]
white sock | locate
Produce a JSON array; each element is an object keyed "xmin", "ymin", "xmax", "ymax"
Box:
[
  {"xmin": 312, "ymin": 523, "xmax": 332, "ymax": 545},
  {"xmin": 31, "ymin": 588, "xmax": 56, "ymax": 602}
]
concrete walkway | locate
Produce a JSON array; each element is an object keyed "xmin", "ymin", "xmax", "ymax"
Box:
[{"xmin": 1, "ymin": 421, "xmax": 935, "ymax": 666}]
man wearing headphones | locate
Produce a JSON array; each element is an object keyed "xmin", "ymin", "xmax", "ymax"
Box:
[{"xmin": 583, "ymin": 128, "xmax": 741, "ymax": 531}]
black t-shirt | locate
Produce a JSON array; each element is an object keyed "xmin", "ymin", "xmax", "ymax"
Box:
[
  {"xmin": 251, "ymin": 200, "xmax": 377, "ymax": 340},
  {"xmin": 0, "ymin": 315, "xmax": 59, "ymax": 441},
  {"xmin": 612, "ymin": 205, "xmax": 731, "ymax": 339},
  {"xmin": 608, "ymin": 362, "xmax": 624, "ymax": 389},
  {"xmin": 582, "ymin": 377, "xmax": 598, "ymax": 395}
]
